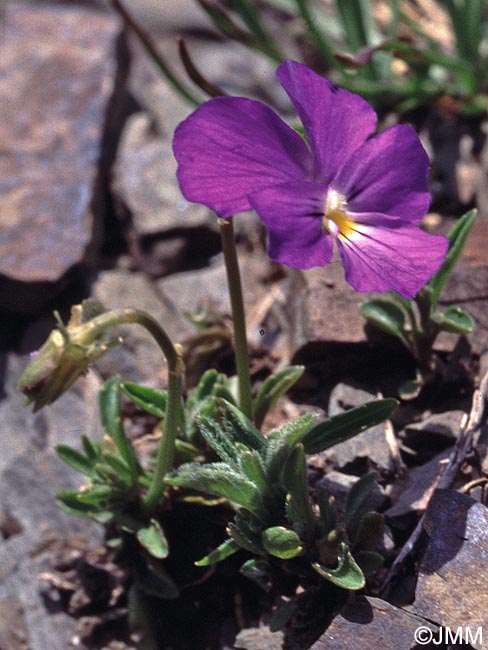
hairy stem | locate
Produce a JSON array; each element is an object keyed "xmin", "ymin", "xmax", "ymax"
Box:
[{"xmin": 219, "ymin": 217, "xmax": 253, "ymax": 419}]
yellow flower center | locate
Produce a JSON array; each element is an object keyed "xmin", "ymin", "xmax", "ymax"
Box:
[{"xmin": 322, "ymin": 189, "xmax": 356, "ymax": 239}]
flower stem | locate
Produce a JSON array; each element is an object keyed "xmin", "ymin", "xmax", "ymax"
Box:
[
  {"xmin": 80, "ymin": 308, "xmax": 184, "ymax": 513},
  {"xmin": 142, "ymin": 355, "xmax": 183, "ymax": 514},
  {"xmin": 219, "ymin": 217, "xmax": 253, "ymax": 420}
]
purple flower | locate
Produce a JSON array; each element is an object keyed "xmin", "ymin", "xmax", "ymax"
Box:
[{"xmin": 173, "ymin": 60, "xmax": 448, "ymax": 298}]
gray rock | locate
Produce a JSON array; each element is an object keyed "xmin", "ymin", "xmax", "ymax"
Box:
[
  {"xmin": 324, "ymin": 383, "xmax": 395, "ymax": 473},
  {"xmin": 0, "ymin": 354, "xmax": 103, "ymax": 650},
  {"xmin": 0, "ymin": 3, "xmax": 121, "ymax": 312},
  {"xmin": 310, "ymin": 596, "xmax": 438, "ymax": 650},
  {"xmin": 384, "ymin": 449, "xmax": 451, "ymax": 519},
  {"xmin": 411, "ymin": 489, "xmax": 488, "ymax": 649},
  {"xmin": 92, "ymin": 268, "xmax": 188, "ymax": 382},
  {"xmin": 112, "ymin": 112, "xmax": 213, "ymax": 238},
  {"xmin": 286, "ymin": 266, "xmax": 366, "ymax": 353},
  {"xmin": 403, "ymin": 410, "xmax": 465, "ymax": 447}
]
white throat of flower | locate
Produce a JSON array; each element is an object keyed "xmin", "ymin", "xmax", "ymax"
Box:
[{"xmin": 323, "ymin": 189, "xmax": 356, "ymax": 239}]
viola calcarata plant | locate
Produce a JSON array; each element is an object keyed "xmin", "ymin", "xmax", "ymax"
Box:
[{"xmin": 18, "ymin": 60, "xmax": 466, "ymax": 645}]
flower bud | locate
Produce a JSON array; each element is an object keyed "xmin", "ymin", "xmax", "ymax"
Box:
[{"xmin": 18, "ymin": 300, "xmax": 120, "ymax": 412}]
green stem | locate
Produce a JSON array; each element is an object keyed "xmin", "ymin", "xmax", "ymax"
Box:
[
  {"xmin": 219, "ymin": 217, "xmax": 253, "ymax": 420},
  {"xmin": 78, "ymin": 308, "xmax": 184, "ymax": 513},
  {"xmin": 142, "ymin": 358, "xmax": 183, "ymax": 514}
]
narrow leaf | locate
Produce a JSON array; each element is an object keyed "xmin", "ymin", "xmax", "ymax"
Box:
[
  {"xmin": 57, "ymin": 490, "xmax": 98, "ymax": 515},
  {"xmin": 345, "ymin": 471, "xmax": 378, "ymax": 528},
  {"xmin": 283, "ymin": 444, "xmax": 315, "ymax": 543},
  {"xmin": 195, "ymin": 538, "xmax": 239, "ymax": 566},
  {"xmin": 166, "ymin": 463, "xmax": 260, "ymax": 513},
  {"xmin": 122, "ymin": 382, "xmax": 167, "ymax": 418},
  {"xmin": 265, "ymin": 413, "xmax": 317, "ymax": 482},
  {"xmin": 312, "ymin": 543, "xmax": 365, "ymax": 590},
  {"xmin": 302, "ymin": 399, "xmax": 397, "ymax": 454},
  {"xmin": 99, "ymin": 377, "xmax": 140, "ymax": 479},
  {"xmin": 56, "ymin": 445, "xmax": 94, "ymax": 477},
  {"xmin": 427, "ymin": 209, "xmax": 477, "ymax": 307},
  {"xmin": 253, "ymin": 366, "xmax": 304, "ymax": 428},
  {"xmin": 136, "ymin": 519, "xmax": 169, "ymax": 559},
  {"xmin": 239, "ymin": 450, "xmax": 268, "ymax": 492}
]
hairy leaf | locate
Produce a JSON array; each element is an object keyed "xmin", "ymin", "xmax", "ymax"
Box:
[
  {"xmin": 167, "ymin": 463, "xmax": 260, "ymax": 513},
  {"xmin": 283, "ymin": 444, "xmax": 315, "ymax": 543},
  {"xmin": 253, "ymin": 366, "xmax": 304, "ymax": 428},
  {"xmin": 301, "ymin": 399, "xmax": 397, "ymax": 454}
]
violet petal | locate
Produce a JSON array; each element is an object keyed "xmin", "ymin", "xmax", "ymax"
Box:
[
  {"xmin": 172, "ymin": 96, "xmax": 312, "ymax": 218},
  {"xmin": 336, "ymin": 218, "xmax": 449, "ymax": 298},
  {"xmin": 248, "ymin": 181, "xmax": 333, "ymax": 269},
  {"xmin": 332, "ymin": 124, "xmax": 430, "ymax": 222},
  {"xmin": 277, "ymin": 60, "xmax": 377, "ymax": 184}
]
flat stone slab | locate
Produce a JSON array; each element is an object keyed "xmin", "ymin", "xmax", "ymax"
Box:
[
  {"xmin": 310, "ymin": 596, "xmax": 438, "ymax": 650},
  {"xmin": 0, "ymin": 3, "xmax": 120, "ymax": 310},
  {"xmin": 411, "ymin": 488, "xmax": 488, "ymax": 649}
]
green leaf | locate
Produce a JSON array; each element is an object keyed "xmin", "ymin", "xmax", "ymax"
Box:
[
  {"xmin": 57, "ymin": 489, "xmax": 98, "ymax": 515},
  {"xmin": 56, "ymin": 445, "xmax": 94, "ymax": 477},
  {"xmin": 261, "ymin": 526, "xmax": 303, "ymax": 559},
  {"xmin": 433, "ymin": 306, "xmax": 475, "ymax": 334},
  {"xmin": 102, "ymin": 453, "xmax": 133, "ymax": 486},
  {"xmin": 229, "ymin": 510, "xmax": 263, "ymax": 553},
  {"xmin": 134, "ymin": 556, "xmax": 179, "ymax": 600},
  {"xmin": 195, "ymin": 538, "xmax": 240, "ymax": 566},
  {"xmin": 354, "ymin": 512, "xmax": 385, "ymax": 551},
  {"xmin": 239, "ymin": 559, "xmax": 272, "ymax": 590},
  {"xmin": 427, "ymin": 209, "xmax": 477, "ymax": 307},
  {"xmin": 317, "ymin": 489, "xmax": 336, "ymax": 535},
  {"xmin": 99, "ymin": 377, "xmax": 140, "ymax": 479},
  {"xmin": 345, "ymin": 472, "xmax": 378, "ymax": 529},
  {"xmin": 312, "ymin": 543, "xmax": 365, "ymax": 590},
  {"xmin": 265, "ymin": 413, "xmax": 317, "ymax": 482},
  {"xmin": 122, "ymin": 382, "xmax": 168, "ymax": 418},
  {"xmin": 219, "ymin": 399, "xmax": 266, "ymax": 452},
  {"xmin": 166, "ymin": 462, "xmax": 261, "ymax": 514},
  {"xmin": 197, "ymin": 414, "xmax": 241, "ymax": 468},
  {"xmin": 253, "ymin": 366, "xmax": 304, "ymax": 428},
  {"xmin": 301, "ymin": 399, "xmax": 397, "ymax": 454},
  {"xmin": 136, "ymin": 519, "xmax": 169, "ymax": 559},
  {"xmin": 239, "ymin": 450, "xmax": 267, "ymax": 492},
  {"xmin": 81, "ymin": 435, "xmax": 99, "ymax": 463},
  {"xmin": 360, "ymin": 299, "xmax": 406, "ymax": 340},
  {"xmin": 283, "ymin": 444, "xmax": 315, "ymax": 543},
  {"xmin": 269, "ymin": 599, "xmax": 299, "ymax": 632},
  {"xmin": 76, "ymin": 484, "xmax": 114, "ymax": 505}
]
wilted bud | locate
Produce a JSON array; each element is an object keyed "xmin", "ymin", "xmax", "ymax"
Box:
[{"xmin": 18, "ymin": 300, "xmax": 120, "ymax": 412}]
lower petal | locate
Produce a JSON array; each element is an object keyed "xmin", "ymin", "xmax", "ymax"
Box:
[
  {"xmin": 336, "ymin": 220, "xmax": 448, "ymax": 298},
  {"xmin": 249, "ymin": 181, "xmax": 333, "ymax": 269}
]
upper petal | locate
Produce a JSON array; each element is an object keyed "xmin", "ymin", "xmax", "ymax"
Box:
[
  {"xmin": 332, "ymin": 124, "xmax": 430, "ymax": 222},
  {"xmin": 173, "ymin": 96, "xmax": 312, "ymax": 217},
  {"xmin": 277, "ymin": 60, "xmax": 377, "ymax": 184},
  {"xmin": 335, "ymin": 217, "xmax": 448, "ymax": 298},
  {"xmin": 248, "ymin": 180, "xmax": 333, "ymax": 269}
]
